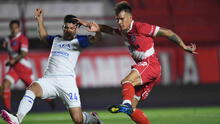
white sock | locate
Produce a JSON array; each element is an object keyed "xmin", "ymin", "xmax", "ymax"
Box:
[
  {"xmin": 16, "ymin": 90, "xmax": 36, "ymax": 123},
  {"xmin": 122, "ymin": 100, "xmax": 132, "ymax": 105},
  {"xmin": 82, "ymin": 112, "xmax": 98, "ymax": 124}
]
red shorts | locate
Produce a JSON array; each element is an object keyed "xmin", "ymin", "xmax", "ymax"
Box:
[
  {"xmin": 132, "ymin": 56, "xmax": 161, "ymax": 101},
  {"xmin": 4, "ymin": 62, "xmax": 33, "ymax": 87}
]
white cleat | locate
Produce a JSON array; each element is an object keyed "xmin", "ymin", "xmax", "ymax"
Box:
[
  {"xmin": 91, "ymin": 112, "xmax": 104, "ymax": 124},
  {"xmin": 0, "ymin": 110, "xmax": 20, "ymax": 124}
]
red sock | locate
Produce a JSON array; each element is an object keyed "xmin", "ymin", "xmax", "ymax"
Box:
[
  {"xmin": 3, "ymin": 88, "xmax": 11, "ymax": 111},
  {"xmin": 122, "ymin": 82, "xmax": 135, "ymax": 103},
  {"xmin": 130, "ymin": 109, "xmax": 150, "ymax": 124}
]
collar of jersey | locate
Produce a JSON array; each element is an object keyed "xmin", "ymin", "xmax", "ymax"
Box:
[
  {"xmin": 127, "ymin": 20, "xmax": 134, "ymax": 33},
  {"xmin": 62, "ymin": 34, "xmax": 77, "ymax": 41},
  {"xmin": 12, "ymin": 32, "xmax": 21, "ymax": 39}
]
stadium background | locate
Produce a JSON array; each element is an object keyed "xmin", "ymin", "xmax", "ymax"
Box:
[{"xmin": 0, "ymin": 0, "xmax": 220, "ymax": 123}]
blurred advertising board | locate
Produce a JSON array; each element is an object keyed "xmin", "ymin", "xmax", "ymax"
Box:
[{"xmin": 0, "ymin": 47, "xmax": 219, "ymax": 89}]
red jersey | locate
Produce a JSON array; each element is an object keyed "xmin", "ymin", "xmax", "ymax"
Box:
[
  {"xmin": 4, "ymin": 33, "xmax": 29, "ymax": 59},
  {"xmin": 4, "ymin": 32, "xmax": 31, "ymax": 68},
  {"xmin": 116, "ymin": 21, "xmax": 160, "ymax": 62},
  {"xmin": 118, "ymin": 21, "xmax": 161, "ymax": 100}
]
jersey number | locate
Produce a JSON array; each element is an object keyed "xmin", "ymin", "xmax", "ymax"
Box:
[{"xmin": 69, "ymin": 93, "xmax": 78, "ymax": 101}]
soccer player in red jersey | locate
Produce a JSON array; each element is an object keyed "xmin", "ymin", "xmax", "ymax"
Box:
[
  {"xmin": 0, "ymin": 20, "xmax": 34, "ymax": 112},
  {"xmin": 87, "ymin": 1, "xmax": 197, "ymax": 124},
  {"xmin": 0, "ymin": 20, "xmax": 55, "ymax": 112}
]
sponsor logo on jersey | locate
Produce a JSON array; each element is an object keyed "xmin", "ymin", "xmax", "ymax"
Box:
[
  {"xmin": 131, "ymin": 35, "xmax": 136, "ymax": 42},
  {"xmin": 11, "ymin": 41, "xmax": 17, "ymax": 46},
  {"xmin": 52, "ymin": 51, "xmax": 69, "ymax": 57},
  {"xmin": 57, "ymin": 43, "xmax": 72, "ymax": 50}
]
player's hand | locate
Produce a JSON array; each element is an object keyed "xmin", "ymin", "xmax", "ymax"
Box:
[
  {"xmin": 34, "ymin": 8, "xmax": 44, "ymax": 21},
  {"xmin": 2, "ymin": 42, "xmax": 7, "ymax": 48},
  {"xmin": 5, "ymin": 59, "xmax": 16, "ymax": 66},
  {"xmin": 76, "ymin": 18, "xmax": 88, "ymax": 27},
  {"xmin": 2, "ymin": 37, "xmax": 9, "ymax": 48},
  {"xmin": 184, "ymin": 43, "xmax": 197, "ymax": 54},
  {"xmin": 87, "ymin": 22, "xmax": 100, "ymax": 32}
]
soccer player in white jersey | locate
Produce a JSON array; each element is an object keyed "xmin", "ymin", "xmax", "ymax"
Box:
[{"xmin": 0, "ymin": 8, "xmax": 103, "ymax": 124}]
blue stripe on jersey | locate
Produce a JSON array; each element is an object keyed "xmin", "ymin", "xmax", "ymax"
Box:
[
  {"xmin": 47, "ymin": 35, "xmax": 61, "ymax": 45},
  {"xmin": 76, "ymin": 35, "xmax": 92, "ymax": 48}
]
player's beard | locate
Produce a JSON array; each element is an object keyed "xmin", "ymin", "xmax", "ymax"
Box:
[{"xmin": 64, "ymin": 32, "xmax": 75, "ymax": 40}]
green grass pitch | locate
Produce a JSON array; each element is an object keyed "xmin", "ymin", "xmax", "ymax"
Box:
[{"xmin": 1, "ymin": 106, "xmax": 220, "ymax": 124}]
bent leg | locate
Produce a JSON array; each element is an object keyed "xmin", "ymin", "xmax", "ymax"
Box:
[
  {"xmin": 2, "ymin": 79, "xmax": 12, "ymax": 111},
  {"xmin": 108, "ymin": 70, "xmax": 141, "ymax": 114},
  {"xmin": 1, "ymin": 82, "xmax": 42, "ymax": 124},
  {"xmin": 121, "ymin": 70, "xmax": 141, "ymax": 105},
  {"xmin": 69, "ymin": 107, "xmax": 101, "ymax": 124},
  {"xmin": 16, "ymin": 82, "xmax": 43, "ymax": 123},
  {"xmin": 1, "ymin": 68, "xmax": 20, "ymax": 111},
  {"xmin": 69, "ymin": 107, "xmax": 83, "ymax": 124}
]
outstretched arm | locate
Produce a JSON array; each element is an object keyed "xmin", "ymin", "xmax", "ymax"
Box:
[
  {"xmin": 77, "ymin": 19, "xmax": 118, "ymax": 35},
  {"xmin": 76, "ymin": 19, "xmax": 102, "ymax": 43},
  {"xmin": 156, "ymin": 27, "xmax": 197, "ymax": 54},
  {"xmin": 34, "ymin": 8, "xmax": 48, "ymax": 42},
  {"xmin": 87, "ymin": 22, "xmax": 102, "ymax": 43},
  {"xmin": 98, "ymin": 24, "xmax": 117, "ymax": 35},
  {"xmin": 6, "ymin": 51, "xmax": 27, "ymax": 66}
]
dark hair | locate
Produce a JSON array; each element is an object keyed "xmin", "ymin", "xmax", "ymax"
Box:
[
  {"xmin": 115, "ymin": 1, "xmax": 132, "ymax": 15},
  {"xmin": 64, "ymin": 15, "xmax": 78, "ymax": 24},
  {"xmin": 9, "ymin": 20, "xmax": 20, "ymax": 27}
]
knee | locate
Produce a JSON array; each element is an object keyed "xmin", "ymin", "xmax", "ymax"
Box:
[
  {"xmin": 121, "ymin": 79, "xmax": 133, "ymax": 85},
  {"xmin": 2, "ymin": 79, "xmax": 11, "ymax": 89},
  {"xmin": 26, "ymin": 83, "xmax": 41, "ymax": 97},
  {"xmin": 26, "ymin": 85, "xmax": 32, "ymax": 90}
]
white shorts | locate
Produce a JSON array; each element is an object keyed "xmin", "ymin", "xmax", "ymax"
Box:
[{"xmin": 34, "ymin": 76, "xmax": 81, "ymax": 108}]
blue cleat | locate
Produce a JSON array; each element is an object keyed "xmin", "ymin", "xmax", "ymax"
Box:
[{"xmin": 108, "ymin": 103, "xmax": 133, "ymax": 115}]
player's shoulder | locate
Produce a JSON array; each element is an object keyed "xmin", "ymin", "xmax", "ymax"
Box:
[
  {"xmin": 134, "ymin": 21, "xmax": 151, "ymax": 27},
  {"xmin": 48, "ymin": 35, "xmax": 62, "ymax": 40},
  {"xmin": 18, "ymin": 34, "xmax": 29, "ymax": 42},
  {"xmin": 76, "ymin": 34, "xmax": 88, "ymax": 39},
  {"xmin": 133, "ymin": 21, "xmax": 152, "ymax": 31},
  {"xmin": 52, "ymin": 35, "xmax": 62, "ymax": 38},
  {"xmin": 19, "ymin": 33, "xmax": 27, "ymax": 38},
  {"xmin": 75, "ymin": 34, "xmax": 90, "ymax": 41}
]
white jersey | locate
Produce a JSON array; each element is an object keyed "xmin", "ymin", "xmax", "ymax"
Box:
[{"xmin": 44, "ymin": 35, "xmax": 91, "ymax": 76}]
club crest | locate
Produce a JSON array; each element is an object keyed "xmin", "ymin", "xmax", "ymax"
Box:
[{"xmin": 131, "ymin": 35, "xmax": 136, "ymax": 42}]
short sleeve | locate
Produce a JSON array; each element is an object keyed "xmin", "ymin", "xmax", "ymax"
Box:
[
  {"xmin": 137, "ymin": 22, "xmax": 160, "ymax": 37},
  {"xmin": 20, "ymin": 35, "xmax": 29, "ymax": 52},
  {"xmin": 76, "ymin": 35, "xmax": 92, "ymax": 48},
  {"xmin": 47, "ymin": 35, "xmax": 57, "ymax": 45}
]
